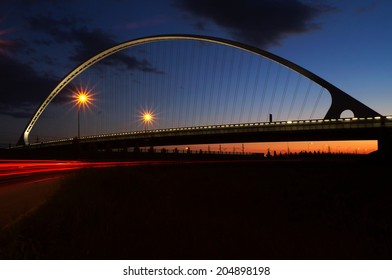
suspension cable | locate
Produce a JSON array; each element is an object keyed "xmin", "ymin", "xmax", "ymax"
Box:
[
  {"xmin": 288, "ymin": 74, "xmax": 301, "ymax": 120},
  {"xmin": 310, "ymin": 87, "xmax": 324, "ymax": 119},
  {"xmin": 277, "ymin": 70, "xmax": 291, "ymax": 120},
  {"xmin": 222, "ymin": 48, "xmax": 235, "ymax": 124},
  {"xmin": 248, "ymin": 58, "xmax": 262, "ymax": 122},
  {"xmin": 230, "ymin": 50, "xmax": 244, "ymax": 123},
  {"xmin": 268, "ymin": 65, "xmax": 281, "ymax": 120},
  {"xmin": 257, "ymin": 59, "xmax": 271, "ymax": 122},
  {"xmin": 214, "ymin": 45, "xmax": 228, "ymax": 124},
  {"xmin": 239, "ymin": 54, "xmax": 252, "ymax": 123},
  {"xmin": 298, "ymin": 79, "xmax": 312, "ymax": 119}
]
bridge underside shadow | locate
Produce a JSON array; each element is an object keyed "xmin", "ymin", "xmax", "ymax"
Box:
[{"xmin": 80, "ymin": 129, "xmax": 392, "ymax": 156}]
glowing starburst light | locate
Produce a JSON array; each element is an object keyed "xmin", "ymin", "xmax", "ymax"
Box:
[
  {"xmin": 139, "ymin": 109, "xmax": 156, "ymax": 129},
  {"xmin": 70, "ymin": 85, "xmax": 96, "ymax": 138},
  {"xmin": 71, "ymin": 86, "xmax": 95, "ymax": 111},
  {"xmin": 144, "ymin": 113, "xmax": 152, "ymax": 122}
]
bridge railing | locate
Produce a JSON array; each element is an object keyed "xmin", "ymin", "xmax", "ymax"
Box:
[{"xmin": 17, "ymin": 115, "xmax": 392, "ymax": 149}]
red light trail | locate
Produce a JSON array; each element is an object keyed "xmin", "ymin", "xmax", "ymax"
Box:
[{"xmin": 0, "ymin": 160, "xmax": 168, "ymax": 178}]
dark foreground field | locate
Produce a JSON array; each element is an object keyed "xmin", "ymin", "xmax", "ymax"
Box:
[{"xmin": 1, "ymin": 159, "xmax": 391, "ymax": 259}]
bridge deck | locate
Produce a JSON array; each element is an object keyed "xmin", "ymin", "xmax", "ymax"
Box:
[{"xmin": 19, "ymin": 116, "xmax": 392, "ymax": 150}]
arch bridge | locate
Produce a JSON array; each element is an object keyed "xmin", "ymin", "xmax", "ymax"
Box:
[{"xmin": 17, "ymin": 35, "xmax": 391, "ymax": 154}]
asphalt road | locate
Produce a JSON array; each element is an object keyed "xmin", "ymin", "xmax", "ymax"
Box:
[
  {"xmin": 0, "ymin": 159, "xmax": 177, "ymax": 229},
  {"xmin": 0, "ymin": 158, "xmax": 263, "ymax": 229}
]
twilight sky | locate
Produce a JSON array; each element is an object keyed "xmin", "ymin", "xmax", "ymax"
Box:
[{"xmin": 0, "ymin": 0, "xmax": 391, "ymax": 150}]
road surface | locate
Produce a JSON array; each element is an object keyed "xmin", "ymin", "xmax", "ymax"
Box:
[{"xmin": 0, "ymin": 159, "xmax": 176, "ymax": 229}]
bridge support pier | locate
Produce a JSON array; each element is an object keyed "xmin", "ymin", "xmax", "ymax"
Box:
[{"xmin": 378, "ymin": 129, "xmax": 392, "ymax": 156}]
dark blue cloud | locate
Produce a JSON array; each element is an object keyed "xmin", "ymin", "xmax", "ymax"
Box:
[
  {"xmin": 0, "ymin": 13, "xmax": 164, "ymax": 117},
  {"xmin": 174, "ymin": 0, "xmax": 334, "ymax": 48},
  {"xmin": 0, "ymin": 54, "xmax": 57, "ymax": 118},
  {"xmin": 27, "ymin": 15, "xmax": 164, "ymax": 72}
]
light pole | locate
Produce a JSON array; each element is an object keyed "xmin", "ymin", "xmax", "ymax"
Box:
[
  {"xmin": 78, "ymin": 105, "xmax": 80, "ymax": 138},
  {"xmin": 140, "ymin": 110, "xmax": 155, "ymax": 153},
  {"xmin": 73, "ymin": 91, "xmax": 91, "ymax": 138},
  {"xmin": 143, "ymin": 112, "xmax": 153, "ymax": 130}
]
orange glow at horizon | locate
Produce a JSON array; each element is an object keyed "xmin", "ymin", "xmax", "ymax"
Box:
[{"xmin": 160, "ymin": 140, "xmax": 378, "ymax": 155}]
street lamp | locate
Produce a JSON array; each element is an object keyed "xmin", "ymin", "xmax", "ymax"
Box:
[
  {"xmin": 143, "ymin": 112, "xmax": 153, "ymax": 126},
  {"xmin": 140, "ymin": 109, "xmax": 155, "ymax": 131},
  {"xmin": 72, "ymin": 88, "xmax": 93, "ymax": 138}
]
